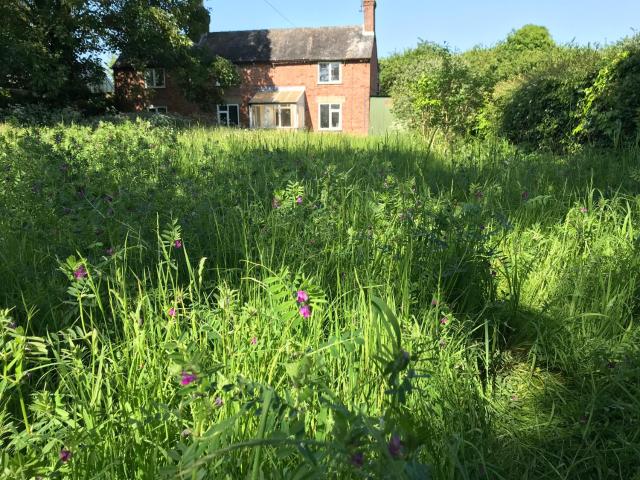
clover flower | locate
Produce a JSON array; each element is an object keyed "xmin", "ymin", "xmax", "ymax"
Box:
[
  {"xmin": 73, "ymin": 265, "xmax": 87, "ymax": 280},
  {"xmin": 168, "ymin": 307, "xmax": 176, "ymax": 317},
  {"xmin": 296, "ymin": 290, "xmax": 309, "ymax": 303},
  {"xmin": 59, "ymin": 449, "xmax": 72, "ymax": 463},
  {"xmin": 174, "ymin": 239, "xmax": 183, "ymax": 249},
  {"xmin": 299, "ymin": 305, "xmax": 312, "ymax": 319},
  {"xmin": 180, "ymin": 372, "xmax": 197, "ymax": 386}
]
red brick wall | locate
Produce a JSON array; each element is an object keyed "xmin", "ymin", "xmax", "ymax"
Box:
[
  {"xmin": 114, "ymin": 59, "xmax": 375, "ymax": 135},
  {"xmin": 225, "ymin": 60, "xmax": 373, "ymax": 135}
]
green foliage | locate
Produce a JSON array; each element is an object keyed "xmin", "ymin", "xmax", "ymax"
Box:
[
  {"xmin": 1, "ymin": 122, "xmax": 640, "ymax": 478},
  {"xmin": 389, "ymin": 43, "xmax": 486, "ymax": 138}
]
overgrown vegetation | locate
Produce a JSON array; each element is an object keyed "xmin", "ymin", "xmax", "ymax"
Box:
[
  {"xmin": 1, "ymin": 121, "xmax": 639, "ymax": 478},
  {"xmin": 382, "ymin": 26, "xmax": 640, "ymax": 151}
]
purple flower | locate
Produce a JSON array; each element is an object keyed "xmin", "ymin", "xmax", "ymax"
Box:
[
  {"xmin": 215, "ymin": 396, "xmax": 224, "ymax": 407},
  {"xmin": 168, "ymin": 307, "xmax": 176, "ymax": 317},
  {"xmin": 180, "ymin": 371, "xmax": 197, "ymax": 386},
  {"xmin": 59, "ymin": 449, "xmax": 72, "ymax": 463},
  {"xmin": 296, "ymin": 196, "xmax": 303, "ymax": 205},
  {"xmin": 522, "ymin": 191, "xmax": 529, "ymax": 201},
  {"xmin": 250, "ymin": 336, "xmax": 258, "ymax": 345},
  {"xmin": 299, "ymin": 305, "xmax": 312, "ymax": 319},
  {"xmin": 296, "ymin": 290, "xmax": 309, "ymax": 303},
  {"xmin": 440, "ymin": 316, "xmax": 448, "ymax": 325},
  {"xmin": 73, "ymin": 265, "xmax": 87, "ymax": 280},
  {"xmin": 350, "ymin": 451, "xmax": 364, "ymax": 468},
  {"xmin": 174, "ymin": 239, "xmax": 183, "ymax": 249},
  {"xmin": 388, "ymin": 435, "xmax": 403, "ymax": 459}
]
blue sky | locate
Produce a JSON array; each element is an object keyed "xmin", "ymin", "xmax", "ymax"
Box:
[{"xmin": 206, "ymin": 0, "xmax": 639, "ymax": 56}]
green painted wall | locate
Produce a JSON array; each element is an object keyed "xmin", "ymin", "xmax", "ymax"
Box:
[{"xmin": 369, "ymin": 97, "xmax": 401, "ymax": 135}]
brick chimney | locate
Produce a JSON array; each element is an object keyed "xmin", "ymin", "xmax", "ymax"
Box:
[{"xmin": 363, "ymin": 0, "xmax": 376, "ymax": 34}]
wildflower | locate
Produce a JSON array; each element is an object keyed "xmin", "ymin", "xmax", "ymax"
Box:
[
  {"xmin": 296, "ymin": 196, "xmax": 303, "ymax": 205},
  {"xmin": 174, "ymin": 239, "xmax": 183, "ymax": 249},
  {"xmin": 73, "ymin": 265, "xmax": 87, "ymax": 280},
  {"xmin": 350, "ymin": 452, "xmax": 364, "ymax": 468},
  {"xmin": 580, "ymin": 207, "xmax": 588, "ymax": 213},
  {"xmin": 431, "ymin": 299, "xmax": 438, "ymax": 306},
  {"xmin": 168, "ymin": 307, "xmax": 176, "ymax": 317},
  {"xmin": 250, "ymin": 336, "xmax": 258, "ymax": 345},
  {"xmin": 59, "ymin": 449, "xmax": 72, "ymax": 463},
  {"xmin": 296, "ymin": 290, "xmax": 309, "ymax": 303},
  {"xmin": 272, "ymin": 197, "xmax": 281, "ymax": 209},
  {"xmin": 387, "ymin": 435, "xmax": 403, "ymax": 459},
  {"xmin": 299, "ymin": 305, "xmax": 312, "ymax": 319},
  {"xmin": 215, "ymin": 396, "xmax": 224, "ymax": 407},
  {"xmin": 522, "ymin": 191, "xmax": 529, "ymax": 201},
  {"xmin": 180, "ymin": 371, "xmax": 197, "ymax": 386},
  {"xmin": 440, "ymin": 316, "xmax": 448, "ymax": 325}
]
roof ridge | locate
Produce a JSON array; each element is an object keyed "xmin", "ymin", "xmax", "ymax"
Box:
[{"xmin": 206, "ymin": 25, "xmax": 362, "ymax": 36}]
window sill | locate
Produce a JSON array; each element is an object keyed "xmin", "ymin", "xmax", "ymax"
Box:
[{"xmin": 317, "ymin": 82, "xmax": 343, "ymax": 86}]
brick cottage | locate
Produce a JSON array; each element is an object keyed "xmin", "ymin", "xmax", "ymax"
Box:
[{"xmin": 114, "ymin": 1, "xmax": 379, "ymax": 135}]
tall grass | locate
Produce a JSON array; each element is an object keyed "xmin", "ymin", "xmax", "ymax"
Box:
[{"xmin": 0, "ymin": 121, "xmax": 639, "ymax": 479}]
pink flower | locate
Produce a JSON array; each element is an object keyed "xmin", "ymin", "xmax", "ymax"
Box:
[
  {"xmin": 250, "ymin": 336, "xmax": 257, "ymax": 345},
  {"xmin": 174, "ymin": 239, "xmax": 183, "ymax": 249},
  {"xmin": 59, "ymin": 449, "xmax": 72, "ymax": 463},
  {"xmin": 388, "ymin": 435, "xmax": 403, "ymax": 459},
  {"xmin": 180, "ymin": 371, "xmax": 197, "ymax": 386},
  {"xmin": 296, "ymin": 196, "xmax": 303, "ymax": 205},
  {"xmin": 168, "ymin": 307, "xmax": 176, "ymax": 317},
  {"xmin": 299, "ymin": 305, "xmax": 312, "ymax": 319},
  {"xmin": 440, "ymin": 316, "xmax": 448, "ymax": 325},
  {"xmin": 350, "ymin": 452, "xmax": 364, "ymax": 468},
  {"xmin": 215, "ymin": 396, "xmax": 224, "ymax": 407},
  {"xmin": 431, "ymin": 299, "xmax": 438, "ymax": 306},
  {"xmin": 73, "ymin": 265, "xmax": 87, "ymax": 280},
  {"xmin": 580, "ymin": 207, "xmax": 588, "ymax": 213},
  {"xmin": 296, "ymin": 290, "xmax": 309, "ymax": 303}
]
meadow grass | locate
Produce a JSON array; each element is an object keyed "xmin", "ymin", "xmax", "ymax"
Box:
[{"xmin": 0, "ymin": 120, "xmax": 639, "ymax": 479}]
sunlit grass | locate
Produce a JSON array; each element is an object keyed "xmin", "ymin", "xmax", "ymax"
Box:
[{"xmin": 0, "ymin": 121, "xmax": 639, "ymax": 479}]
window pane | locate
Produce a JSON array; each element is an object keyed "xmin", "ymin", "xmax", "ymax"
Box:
[
  {"xmin": 157, "ymin": 107, "xmax": 167, "ymax": 114},
  {"xmin": 319, "ymin": 64, "xmax": 329, "ymax": 83},
  {"xmin": 331, "ymin": 104, "xmax": 340, "ymax": 110},
  {"xmin": 229, "ymin": 106, "xmax": 239, "ymax": 126},
  {"xmin": 145, "ymin": 70, "xmax": 154, "ymax": 86},
  {"xmin": 320, "ymin": 105, "xmax": 329, "ymax": 129},
  {"xmin": 280, "ymin": 107, "xmax": 291, "ymax": 127},
  {"xmin": 331, "ymin": 63, "xmax": 340, "ymax": 82},
  {"xmin": 219, "ymin": 112, "xmax": 228, "ymax": 125},
  {"xmin": 154, "ymin": 69, "xmax": 165, "ymax": 87},
  {"xmin": 331, "ymin": 111, "xmax": 340, "ymax": 128}
]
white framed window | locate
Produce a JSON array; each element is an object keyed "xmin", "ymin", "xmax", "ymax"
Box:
[
  {"xmin": 318, "ymin": 62, "xmax": 342, "ymax": 84},
  {"xmin": 148, "ymin": 105, "xmax": 168, "ymax": 114},
  {"xmin": 275, "ymin": 104, "xmax": 293, "ymax": 128},
  {"xmin": 144, "ymin": 68, "xmax": 166, "ymax": 88},
  {"xmin": 319, "ymin": 103, "xmax": 342, "ymax": 131},
  {"xmin": 217, "ymin": 104, "xmax": 239, "ymax": 126}
]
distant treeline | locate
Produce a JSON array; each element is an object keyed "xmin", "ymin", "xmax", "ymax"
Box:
[{"xmin": 381, "ymin": 25, "xmax": 640, "ymax": 150}]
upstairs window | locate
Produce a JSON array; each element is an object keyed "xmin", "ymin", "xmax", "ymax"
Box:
[
  {"xmin": 145, "ymin": 68, "xmax": 166, "ymax": 88},
  {"xmin": 217, "ymin": 104, "xmax": 240, "ymax": 127},
  {"xmin": 318, "ymin": 62, "xmax": 341, "ymax": 84},
  {"xmin": 319, "ymin": 103, "xmax": 342, "ymax": 131}
]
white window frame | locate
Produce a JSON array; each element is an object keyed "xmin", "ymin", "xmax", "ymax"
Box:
[
  {"xmin": 275, "ymin": 104, "xmax": 295, "ymax": 128},
  {"xmin": 148, "ymin": 105, "xmax": 168, "ymax": 114},
  {"xmin": 318, "ymin": 62, "xmax": 342, "ymax": 84},
  {"xmin": 217, "ymin": 104, "xmax": 240, "ymax": 127},
  {"xmin": 318, "ymin": 103, "xmax": 342, "ymax": 131},
  {"xmin": 145, "ymin": 68, "xmax": 166, "ymax": 89}
]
